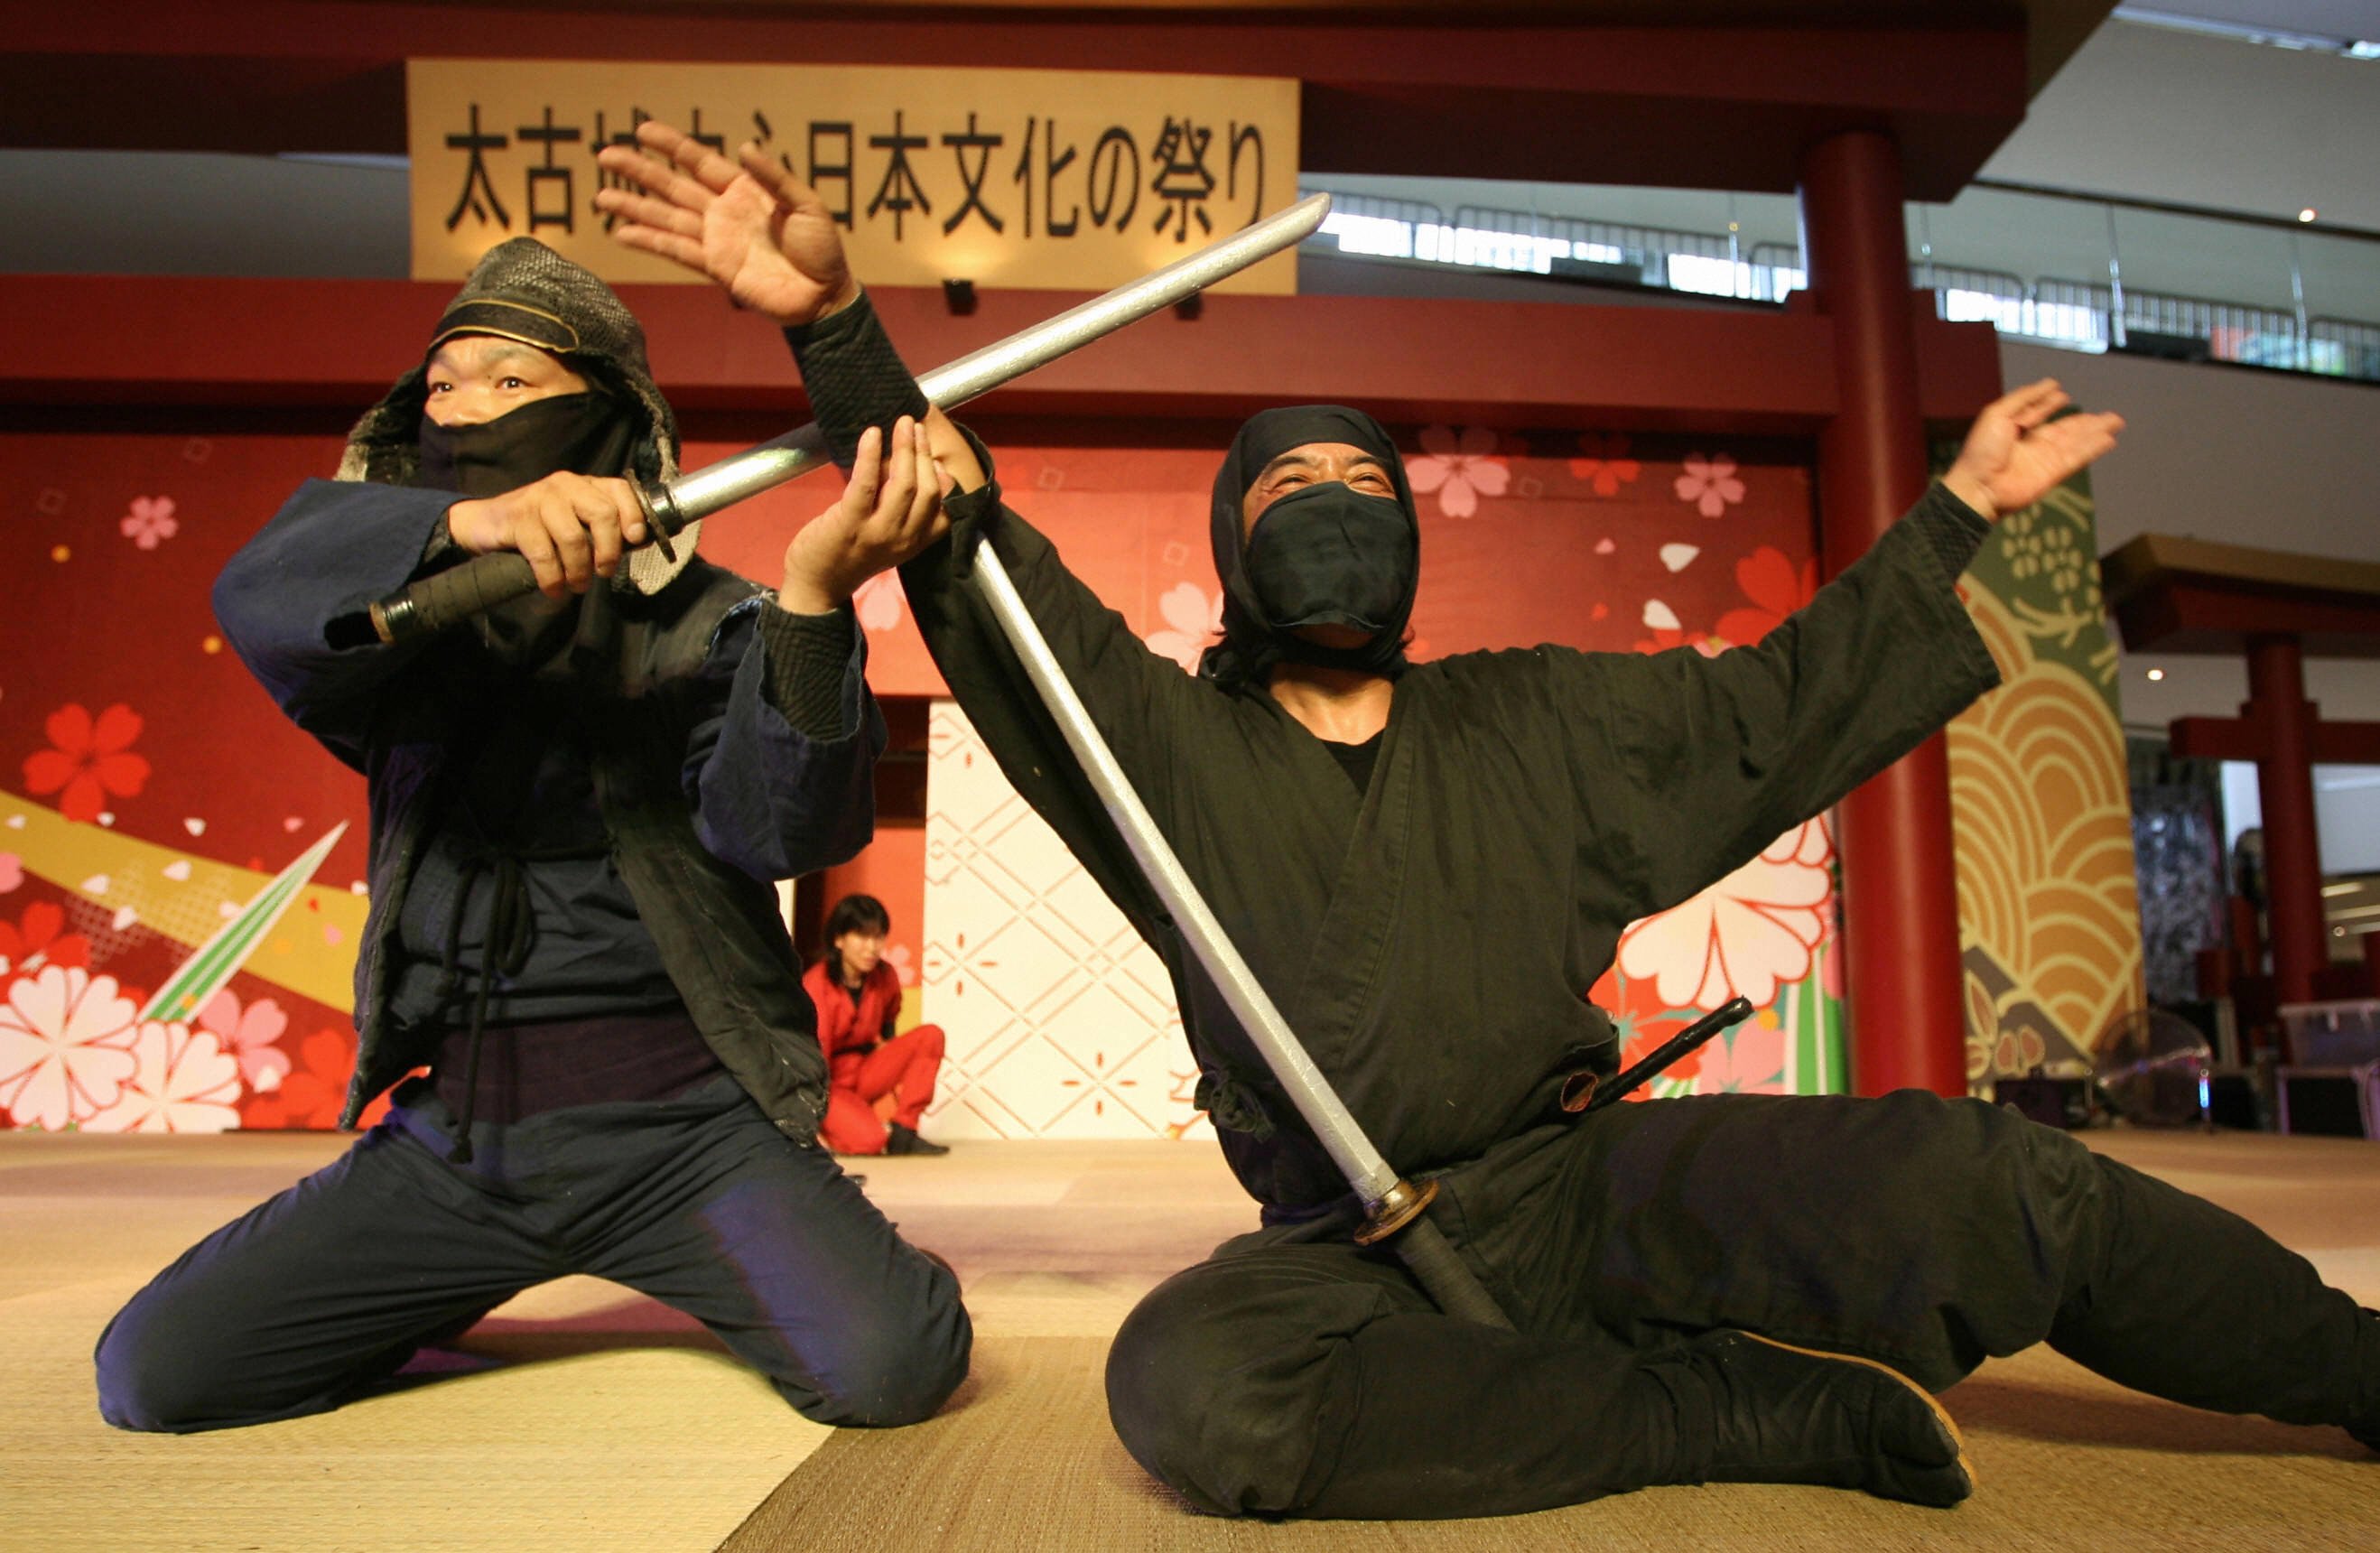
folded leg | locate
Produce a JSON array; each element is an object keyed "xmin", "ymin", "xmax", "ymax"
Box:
[
  {"xmin": 1104, "ymin": 1237, "xmax": 1966, "ymax": 1519},
  {"xmin": 94, "ymin": 1117, "xmax": 548, "ymax": 1434}
]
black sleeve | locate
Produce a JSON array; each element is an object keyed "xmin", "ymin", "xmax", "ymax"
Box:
[
  {"xmin": 784, "ymin": 292, "xmax": 932, "ymax": 471},
  {"xmin": 1558, "ymin": 480, "xmax": 2002, "ymax": 921}
]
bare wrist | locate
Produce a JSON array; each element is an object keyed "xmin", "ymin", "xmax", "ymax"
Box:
[
  {"xmin": 776, "ymin": 571, "xmax": 845, "ymax": 617},
  {"xmin": 1939, "ymin": 470, "xmax": 1999, "ymax": 525},
  {"xmin": 445, "ymin": 499, "xmax": 492, "ymax": 554}
]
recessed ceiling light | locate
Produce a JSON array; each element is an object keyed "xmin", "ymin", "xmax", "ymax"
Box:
[
  {"xmin": 2299, "ymin": 208, "xmax": 2319, "ymax": 222},
  {"xmin": 2146, "ymin": 667, "xmax": 2165, "ymax": 681}
]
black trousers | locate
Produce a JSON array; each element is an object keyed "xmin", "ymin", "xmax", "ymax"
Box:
[
  {"xmin": 95, "ymin": 1075, "xmax": 971, "ymax": 1434},
  {"xmin": 1107, "ymin": 1089, "xmax": 2379, "ymax": 1518}
]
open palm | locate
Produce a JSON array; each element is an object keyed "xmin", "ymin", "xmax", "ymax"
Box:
[
  {"xmin": 594, "ymin": 120, "xmax": 856, "ymax": 327},
  {"xmin": 1943, "ymin": 379, "xmax": 2124, "ymax": 520}
]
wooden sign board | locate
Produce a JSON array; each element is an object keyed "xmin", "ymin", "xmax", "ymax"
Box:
[{"xmin": 407, "ymin": 59, "xmax": 1301, "ymax": 294}]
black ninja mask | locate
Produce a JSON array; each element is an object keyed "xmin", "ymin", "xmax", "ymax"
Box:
[
  {"xmin": 1241, "ymin": 481, "xmax": 1414, "ymax": 634},
  {"xmin": 1200, "ymin": 405, "xmax": 1420, "ymax": 688},
  {"xmin": 413, "ymin": 388, "xmax": 637, "ymax": 498}
]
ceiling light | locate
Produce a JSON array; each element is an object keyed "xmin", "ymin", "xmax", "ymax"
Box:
[
  {"xmin": 2298, "ymin": 208, "xmax": 2319, "ymax": 222},
  {"xmin": 2145, "ymin": 667, "xmax": 2165, "ymax": 681}
]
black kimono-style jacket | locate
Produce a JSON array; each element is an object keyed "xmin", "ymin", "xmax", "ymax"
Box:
[{"xmin": 901, "ymin": 474, "xmax": 2000, "ymax": 1217}]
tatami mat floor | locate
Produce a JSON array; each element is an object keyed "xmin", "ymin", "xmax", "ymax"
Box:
[{"xmin": 5, "ymin": 1127, "xmax": 2376, "ymax": 1551}]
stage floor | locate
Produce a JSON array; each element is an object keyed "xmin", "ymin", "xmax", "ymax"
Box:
[{"xmin": 5, "ymin": 1127, "xmax": 2378, "ymax": 1551}]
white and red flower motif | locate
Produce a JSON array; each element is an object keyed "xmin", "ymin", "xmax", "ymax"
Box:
[
  {"xmin": 199, "ymin": 987, "xmax": 293, "ymax": 1093},
  {"xmin": 1567, "ymin": 432, "xmax": 1641, "ymax": 498},
  {"xmin": 1615, "ymin": 816, "xmax": 1836, "ymax": 1010},
  {"xmin": 1407, "ymin": 425, "xmax": 1510, "ymax": 519},
  {"xmin": 83, "ymin": 1019, "xmax": 241, "ymax": 1133},
  {"xmin": 119, "ymin": 495, "xmax": 180, "ymax": 550},
  {"xmin": 0, "ymin": 965, "xmax": 139, "ymax": 1130},
  {"xmin": 1142, "ymin": 581, "xmax": 1223, "ymax": 673},
  {"xmin": 1674, "ymin": 453, "xmax": 1746, "ymax": 518},
  {"xmin": 23, "ymin": 703, "xmax": 151, "ymax": 824},
  {"xmin": 852, "ymin": 572, "xmax": 906, "ymax": 634}
]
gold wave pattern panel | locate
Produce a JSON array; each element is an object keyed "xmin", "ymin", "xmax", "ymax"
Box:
[{"xmin": 1948, "ymin": 590, "xmax": 2144, "ymax": 1059}]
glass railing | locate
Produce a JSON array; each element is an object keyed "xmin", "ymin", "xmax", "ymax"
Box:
[{"xmin": 1303, "ymin": 179, "xmax": 2380, "ymax": 385}]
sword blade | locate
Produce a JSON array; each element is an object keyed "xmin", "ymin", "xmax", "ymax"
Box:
[
  {"xmin": 630, "ymin": 191, "xmax": 1335, "ymax": 529},
  {"xmin": 358, "ymin": 192, "xmax": 1331, "ymax": 644}
]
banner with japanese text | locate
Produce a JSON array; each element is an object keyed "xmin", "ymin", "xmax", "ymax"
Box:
[{"xmin": 406, "ymin": 59, "xmax": 1300, "ymax": 294}]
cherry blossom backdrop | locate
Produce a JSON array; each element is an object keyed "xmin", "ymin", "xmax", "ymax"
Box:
[{"xmin": 0, "ymin": 417, "xmax": 1845, "ymax": 1136}]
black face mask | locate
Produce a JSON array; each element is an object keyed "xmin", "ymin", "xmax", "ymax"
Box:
[
  {"xmin": 1243, "ymin": 481, "xmax": 1415, "ymax": 634},
  {"xmin": 413, "ymin": 390, "xmax": 635, "ymax": 498}
]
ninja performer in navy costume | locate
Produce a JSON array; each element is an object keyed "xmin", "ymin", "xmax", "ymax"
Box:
[
  {"xmin": 604, "ymin": 122, "xmax": 2380, "ymax": 1518},
  {"xmin": 95, "ymin": 239, "xmax": 969, "ymax": 1434}
]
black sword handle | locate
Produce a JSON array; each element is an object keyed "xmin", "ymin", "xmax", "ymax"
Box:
[
  {"xmin": 1584, "ymin": 996, "xmax": 1754, "ymax": 1113},
  {"xmin": 324, "ymin": 484, "xmax": 683, "ymax": 649},
  {"xmin": 1394, "ymin": 1214, "xmax": 1515, "ymax": 1329}
]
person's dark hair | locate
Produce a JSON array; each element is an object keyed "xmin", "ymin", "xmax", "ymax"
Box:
[{"xmin": 821, "ymin": 893, "xmax": 892, "ymax": 982}]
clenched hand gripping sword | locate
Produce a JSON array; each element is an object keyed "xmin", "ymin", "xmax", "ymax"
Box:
[{"xmin": 350, "ymin": 194, "xmax": 1553, "ymax": 1328}]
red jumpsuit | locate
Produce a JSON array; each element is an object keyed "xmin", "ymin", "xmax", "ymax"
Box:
[{"xmin": 802, "ymin": 959, "xmax": 944, "ymax": 1155}]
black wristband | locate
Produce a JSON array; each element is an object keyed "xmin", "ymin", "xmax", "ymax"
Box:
[
  {"xmin": 758, "ymin": 604, "xmax": 857, "ymax": 740},
  {"xmin": 786, "ymin": 291, "xmax": 932, "ymax": 471}
]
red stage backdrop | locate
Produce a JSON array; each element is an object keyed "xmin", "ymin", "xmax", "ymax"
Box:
[{"xmin": 0, "ymin": 421, "xmax": 1830, "ymax": 1132}]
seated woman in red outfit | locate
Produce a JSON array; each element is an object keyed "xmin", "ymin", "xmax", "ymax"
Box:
[{"xmin": 803, "ymin": 895, "xmax": 950, "ymax": 1156}]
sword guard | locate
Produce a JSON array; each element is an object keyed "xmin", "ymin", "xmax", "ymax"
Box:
[
  {"xmin": 1354, "ymin": 1176, "xmax": 1438, "ymax": 1246},
  {"xmin": 635, "ymin": 479, "xmax": 683, "ymax": 563}
]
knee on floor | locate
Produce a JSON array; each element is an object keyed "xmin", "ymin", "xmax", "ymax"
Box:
[
  {"xmin": 1104, "ymin": 1288, "xmax": 1331, "ymax": 1516},
  {"xmin": 94, "ymin": 1313, "xmax": 253, "ymax": 1434},
  {"xmin": 783, "ymin": 1302, "xmax": 973, "ymax": 1428}
]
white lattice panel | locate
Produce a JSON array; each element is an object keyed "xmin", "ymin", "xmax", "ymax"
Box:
[{"xmin": 922, "ymin": 701, "xmax": 1206, "ymax": 1139}]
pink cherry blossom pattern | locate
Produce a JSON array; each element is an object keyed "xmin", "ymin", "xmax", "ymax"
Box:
[
  {"xmin": 83, "ymin": 1019, "xmax": 241, "ymax": 1133},
  {"xmin": 198, "ymin": 987, "xmax": 293, "ymax": 1093},
  {"xmin": 884, "ymin": 942, "xmax": 917, "ymax": 988},
  {"xmin": 852, "ymin": 572, "xmax": 906, "ymax": 634},
  {"xmin": 23, "ymin": 703, "xmax": 151, "ymax": 823},
  {"xmin": 119, "ymin": 495, "xmax": 180, "ymax": 550},
  {"xmin": 1674, "ymin": 453, "xmax": 1746, "ymax": 518},
  {"xmin": 1567, "ymin": 432, "xmax": 1641, "ymax": 498},
  {"xmin": 1407, "ymin": 426, "xmax": 1511, "ymax": 519},
  {"xmin": 1690, "ymin": 1012, "xmax": 1790, "ymax": 1094},
  {"xmin": 1614, "ymin": 816, "xmax": 1836, "ymax": 1009},
  {"xmin": 0, "ymin": 852, "xmax": 20, "ymax": 894},
  {"xmin": 1143, "ymin": 582, "xmax": 1223, "ymax": 674},
  {"xmin": 0, "ymin": 964, "xmax": 140, "ymax": 1130}
]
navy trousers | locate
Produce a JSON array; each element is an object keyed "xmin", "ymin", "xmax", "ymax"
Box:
[{"xmin": 95, "ymin": 1075, "xmax": 971, "ymax": 1433}]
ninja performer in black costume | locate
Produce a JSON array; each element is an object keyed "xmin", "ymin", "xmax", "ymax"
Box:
[{"xmin": 602, "ymin": 121, "xmax": 2380, "ymax": 1519}]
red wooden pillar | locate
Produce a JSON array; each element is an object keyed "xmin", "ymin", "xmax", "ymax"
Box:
[
  {"xmin": 1799, "ymin": 128, "xmax": 1970, "ymax": 1097},
  {"xmin": 2247, "ymin": 633, "xmax": 2326, "ymax": 1003}
]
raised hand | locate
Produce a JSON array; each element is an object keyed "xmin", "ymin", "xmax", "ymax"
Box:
[
  {"xmin": 594, "ymin": 120, "xmax": 859, "ymax": 328},
  {"xmin": 1940, "ymin": 378, "xmax": 2124, "ymax": 523},
  {"xmin": 446, "ymin": 471, "xmax": 649, "ymax": 597},
  {"xmin": 778, "ymin": 416, "xmax": 951, "ymax": 615}
]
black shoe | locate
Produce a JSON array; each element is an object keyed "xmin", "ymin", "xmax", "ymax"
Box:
[
  {"xmin": 885, "ymin": 1123, "xmax": 950, "ymax": 1157},
  {"xmin": 2347, "ymin": 1308, "xmax": 2380, "ymax": 1452},
  {"xmin": 1686, "ymin": 1330, "xmax": 1973, "ymax": 1508}
]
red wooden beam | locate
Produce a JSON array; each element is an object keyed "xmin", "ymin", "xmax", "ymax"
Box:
[
  {"xmin": 5, "ymin": 4, "xmax": 2029, "ymax": 199},
  {"xmin": 2170, "ymin": 716, "xmax": 2380, "ymax": 766},
  {"xmin": 0, "ymin": 273, "xmax": 2004, "ymax": 434}
]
